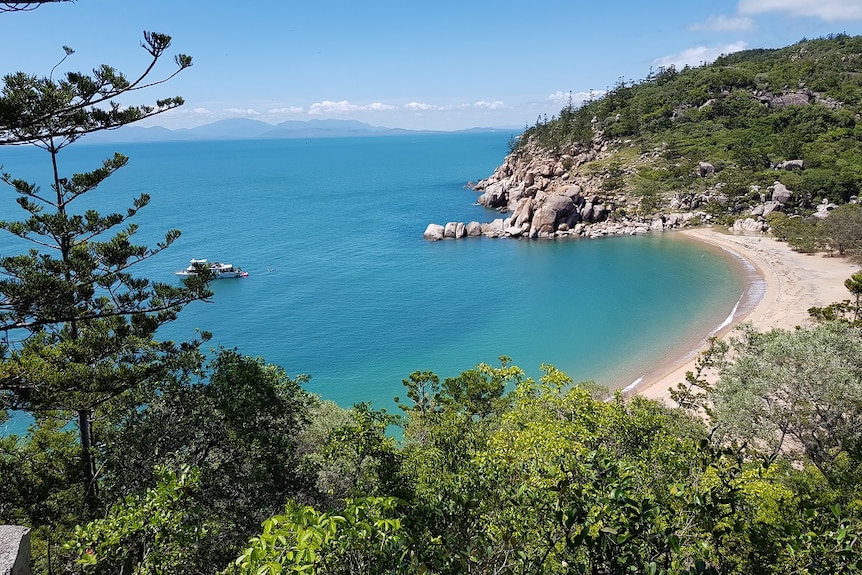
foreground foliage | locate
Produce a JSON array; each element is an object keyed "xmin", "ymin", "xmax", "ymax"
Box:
[
  {"xmin": 219, "ymin": 354, "xmax": 861, "ymax": 575},
  {"xmin": 4, "ymin": 343, "xmax": 861, "ymax": 574}
]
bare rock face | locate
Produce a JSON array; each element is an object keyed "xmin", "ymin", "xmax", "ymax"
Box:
[
  {"xmin": 465, "ymin": 221, "xmax": 483, "ymax": 237},
  {"xmin": 698, "ymin": 162, "xmax": 715, "ymax": 177},
  {"xmin": 481, "ymin": 218, "xmax": 506, "ymax": 238},
  {"xmin": 563, "ymin": 184, "xmax": 583, "ymax": 200},
  {"xmin": 813, "ymin": 199, "xmax": 838, "ymax": 220},
  {"xmin": 733, "ymin": 218, "xmax": 766, "ymax": 232},
  {"xmin": 761, "ymin": 200, "xmax": 782, "ymax": 217},
  {"xmin": 506, "ymin": 185, "xmax": 529, "ymax": 210},
  {"xmin": 510, "ymin": 197, "xmax": 534, "ymax": 228},
  {"xmin": 664, "ymin": 213, "xmax": 689, "ymax": 228},
  {"xmin": 505, "ymin": 223, "xmax": 528, "ymax": 237},
  {"xmin": 777, "ymin": 159, "xmax": 804, "ymax": 170},
  {"xmin": 423, "ymin": 224, "xmax": 445, "ymax": 241},
  {"xmin": 477, "ymin": 181, "xmax": 508, "ymax": 209},
  {"xmin": 772, "ymin": 182, "xmax": 792, "ymax": 204},
  {"xmin": 769, "ymin": 92, "xmax": 811, "ymax": 107},
  {"xmin": 581, "ymin": 201, "xmax": 594, "ymax": 223},
  {"xmin": 530, "ymin": 195, "xmax": 575, "ymax": 238},
  {"xmin": 443, "ymin": 222, "xmax": 466, "ymax": 238},
  {"xmin": 430, "ymin": 134, "xmax": 756, "ymax": 242},
  {"xmin": 0, "ymin": 526, "xmax": 30, "ymax": 575}
]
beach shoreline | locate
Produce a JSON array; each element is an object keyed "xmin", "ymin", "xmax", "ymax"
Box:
[{"xmin": 631, "ymin": 226, "xmax": 860, "ymax": 403}]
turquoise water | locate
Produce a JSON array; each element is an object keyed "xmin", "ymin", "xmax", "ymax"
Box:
[{"xmin": 0, "ymin": 133, "xmax": 745, "ymax": 431}]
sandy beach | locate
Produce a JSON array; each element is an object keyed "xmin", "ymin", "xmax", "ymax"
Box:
[{"xmin": 634, "ymin": 227, "xmax": 860, "ymax": 403}]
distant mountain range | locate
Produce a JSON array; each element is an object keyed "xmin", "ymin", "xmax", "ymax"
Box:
[{"xmin": 80, "ymin": 118, "xmax": 516, "ymax": 144}]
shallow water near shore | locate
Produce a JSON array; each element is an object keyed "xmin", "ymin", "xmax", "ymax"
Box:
[{"xmin": 0, "ymin": 133, "xmax": 745, "ymax": 433}]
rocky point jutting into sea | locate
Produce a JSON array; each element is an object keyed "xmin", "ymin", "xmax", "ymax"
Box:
[{"xmin": 424, "ymin": 103, "xmax": 841, "ymax": 242}]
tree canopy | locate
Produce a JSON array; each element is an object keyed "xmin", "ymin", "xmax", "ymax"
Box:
[
  {"xmin": 0, "ymin": 1, "xmax": 69, "ymax": 13},
  {"xmin": 0, "ymin": 27, "xmax": 206, "ymax": 532}
]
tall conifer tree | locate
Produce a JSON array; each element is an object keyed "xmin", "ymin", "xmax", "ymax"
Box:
[{"xmin": 0, "ymin": 31, "xmax": 211, "ymax": 510}]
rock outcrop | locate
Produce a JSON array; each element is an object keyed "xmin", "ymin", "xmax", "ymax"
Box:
[
  {"xmin": 0, "ymin": 526, "xmax": 30, "ymax": 575},
  {"xmin": 697, "ymin": 161, "xmax": 715, "ymax": 177},
  {"xmin": 772, "ymin": 182, "xmax": 792, "ymax": 205},
  {"xmin": 425, "ymin": 137, "xmax": 709, "ymax": 241},
  {"xmin": 423, "ymin": 223, "xmax": 445, "ymax": 241},
  {"xmin": 752, "ymin": 89, "xmax": 842, "ymax": 110},
  {"xmin": 776, "ymin": 159, "xmax": 804, "ymax": 170},
  {"xmin": 730, "ymin": 181, "xmax": 804, "ymax": 231},
  {"xmin": 424, "ymin": 130, "xmax": 818, "ymax": 242}
]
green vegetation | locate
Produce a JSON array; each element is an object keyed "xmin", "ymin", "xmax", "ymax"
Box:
[
  {"xmin": 520, "ymin": 34, "xmax": 862, "ymax": 217},
  {"xmin": 766, "ymin": 202, "xmax": 862, "ymax": 256},
  {"xmin": 10, "ymin": 352, "xmax": 856, "ymax": 574},
  {"xmin": 0, "ymin": 25, "xmax": 214, "ymax": 573}
]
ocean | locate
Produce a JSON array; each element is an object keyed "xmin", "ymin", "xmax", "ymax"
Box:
[{"xmin": 0, "ymin": 132, "xmax": 746, "ymax": 432}]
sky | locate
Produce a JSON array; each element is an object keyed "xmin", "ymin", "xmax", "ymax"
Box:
[{"xmin": 2, "ymin": 0, "xmax": 862, "ymax": 131}]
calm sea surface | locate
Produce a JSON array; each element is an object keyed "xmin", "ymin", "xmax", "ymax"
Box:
[{"xmin": 0, "ymin": 132, "xmax": 746, "ymax": 432}]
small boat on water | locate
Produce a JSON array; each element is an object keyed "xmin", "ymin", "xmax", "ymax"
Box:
[{"xmin": 175, "ymin": 258, "xmax": 249, "ymax": 279}]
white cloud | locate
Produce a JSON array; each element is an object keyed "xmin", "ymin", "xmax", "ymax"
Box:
[
  {"xmin": 268, "ymin": 106, "xmax": 305, "ymax": 114},
  {"xmin": 307, "ymin": 100, "xmax": 396, "ymax": 115},
  {"xmin": 689, "ymin": 15, "xmax": 755, "ymax": 31},
  {"xmin": 367, "ymin": 102, "xmax": 395, "ymax": 112},
  {"xmin": 548, "ymin": 91, "xmax": 570, "ymax": 103},
  {"xmin": 225, "ymin": 107, "xmax": 260, "ymax": 116},
  {"xmin": 406, "ymin": 102, "xmax": 434, "ymax": 111},
  {"xmin": 548, "ymin": 90, "xmax": 606, "ymax": 104},
  {"xmin": 308, "ymin": 100, "xmax": 359, "ymax": 115},
  {"xmin": 739, "ymin": 0, "xmax": 862, "ymax": 21},
  {"xmin": 192, "ymin": 107, "xmax": 213, "ymax": 115},
  {"xmin": 654, "ymin": 41, "xmax": 748, "ymax": 69},
  {"xmin": 473, "ymin": 100, "xmax": 505, "ymax": 110}
]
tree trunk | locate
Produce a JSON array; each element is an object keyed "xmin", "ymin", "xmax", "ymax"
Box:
[{"xmin": 79, "ymin": 408, "xmax": 97, "ymax": 509}]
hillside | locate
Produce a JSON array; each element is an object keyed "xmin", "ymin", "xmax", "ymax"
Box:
[{"xmin": 428, "ymin": 34, "xmax": 862, "ymax": 242}]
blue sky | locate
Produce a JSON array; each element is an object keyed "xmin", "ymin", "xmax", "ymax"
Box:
[{"xmin": 2, "ymin": 0, "xmax": 861, "ymax": 130}]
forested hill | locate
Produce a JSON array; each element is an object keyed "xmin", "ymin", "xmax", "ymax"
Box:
[{"xmin": 519, "ymin": 33, "xmax": 862, "ymax": 212}]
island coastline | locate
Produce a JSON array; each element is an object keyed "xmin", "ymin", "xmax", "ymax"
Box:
[{"xmin": 632, "ymin": 227, "xmax": 860, "ymax": 403}]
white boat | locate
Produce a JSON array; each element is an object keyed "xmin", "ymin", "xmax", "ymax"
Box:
[{"xmin": 175, "ymin": 259, "xmax": 249, "ymax": 279}]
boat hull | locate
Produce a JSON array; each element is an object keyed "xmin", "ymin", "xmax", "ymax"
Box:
[
  {"xmin": 175, "ymin": 270, "xmax": 248, "ymax": 279},
  {"xmin": 175, "ymin": 259, "xmax": 249, "ymax": 279}
]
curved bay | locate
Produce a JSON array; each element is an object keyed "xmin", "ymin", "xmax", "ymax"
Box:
[{"xmin": 0, "ymin": 132, "xmax": 744, "ymax": 421}]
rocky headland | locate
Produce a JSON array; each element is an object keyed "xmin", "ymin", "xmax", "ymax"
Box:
[
  {"xmin": 424, "ymin": 82, "xmax": 856, "ymax": 241},
  {"xmin": 423, "ymin": 128, "xmax": 828, "ymax": 242}
]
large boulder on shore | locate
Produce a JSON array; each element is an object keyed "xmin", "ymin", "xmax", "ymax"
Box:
[
  {"xmin": 530, "ymin": 195, "xmax": 575, "ymax": 237},
  {"xmin": 443, "ymin": 222, "xmax": 466, "ymax": 239},
  {"xmin": 762, "ymin": 200, "xmax": 782, "ymax": 217},
  {"xmin": 481, "ymin": 218, "xmax": 506, "ymax": 238},
  {"xmin": 423, "ymin": 223, "xmax": 444, "ymax": 241},
  {"xmin": 477, "ymin": 181, "xmax": 508, "ymax": 209},
  {"xmin": 465, "ymin": 221, "xmax": 483, "ymax": 237},
  {"xmin": 510, "ymin": 197, "xmax": 533, "ymax": 228},
  {"xmin": 733, "ymin": 218, "xmax": 766, "ymax": 233}
]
